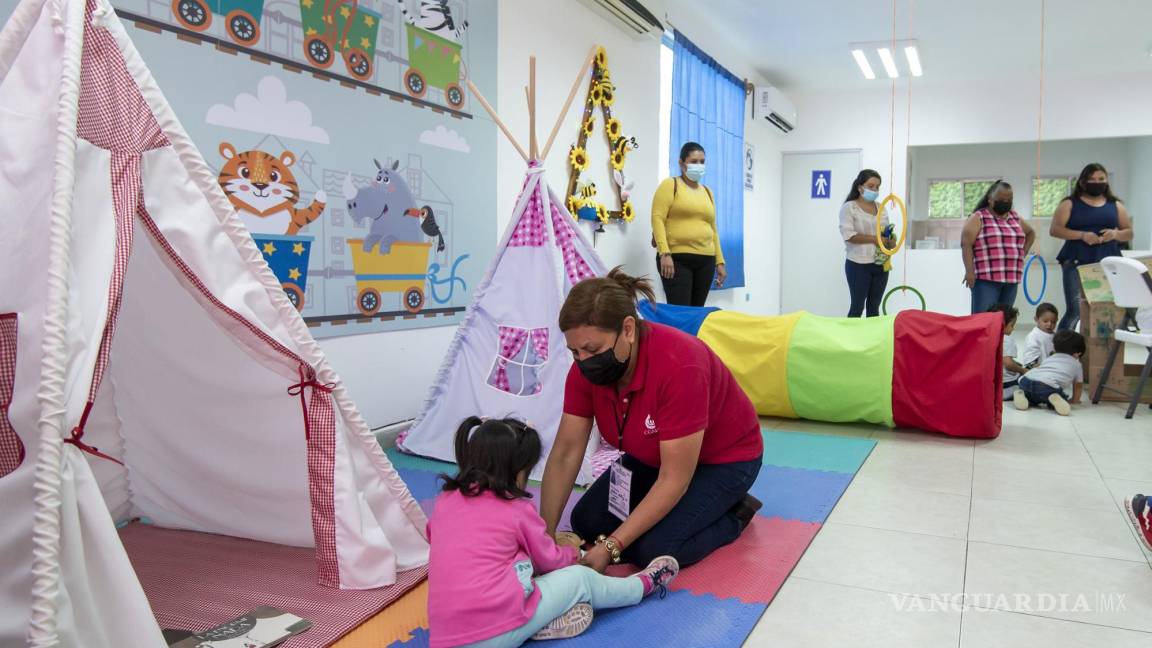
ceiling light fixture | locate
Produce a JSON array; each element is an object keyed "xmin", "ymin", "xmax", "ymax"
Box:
[
  {"xmin": 877, "ymin": 47, "xmax": 899, "ymax": 78},
  {"xmin": 851, "ymin": 49, "xmax": 876, "ymax": 80},
  {"xmin": 904, "ymin": 45, "xmax": 923, "ymax": 77}
]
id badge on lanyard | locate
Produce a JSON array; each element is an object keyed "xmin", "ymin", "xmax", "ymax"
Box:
[{"xmin": 608, "ymin": 398, "xmax": 632, "ymax": 521}]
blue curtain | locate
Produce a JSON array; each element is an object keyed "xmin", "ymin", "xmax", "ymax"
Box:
[{"xmin": 669, "ymin": 30, "xmax": 746, "ymax": 288}]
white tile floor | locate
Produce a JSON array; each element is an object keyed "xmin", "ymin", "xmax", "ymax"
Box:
[{"xmin": 744, "ymin": 400, "xmax": 1152, "ymax": 647}]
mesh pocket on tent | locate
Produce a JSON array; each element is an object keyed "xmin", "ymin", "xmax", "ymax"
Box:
[
  {"xmin": 486, "ymin": 326, "xmax": 549, "ymax": 396},
  {"xmin": 0, "ymin": 314, "xmax": 23, "ymax": 477}
]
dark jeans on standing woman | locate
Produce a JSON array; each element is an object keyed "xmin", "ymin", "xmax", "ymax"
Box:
[
  {"xmin": 971, "ymin": 279, "xmax": 1019, "ymax": 315},
  {"xmin": 659, "ymin": 253, "xmax": 717, "ymax": 307},
  {"xmin": 845, "ymin": 259, "xmax": 890, "ymax": 318},
  {"xmin": 570, "ymin": 453, "xmax": 762, "ymax": 567},
  {"xmin": 1058, "ymin": 261, "xmax": 1081, "ymax": 331}
]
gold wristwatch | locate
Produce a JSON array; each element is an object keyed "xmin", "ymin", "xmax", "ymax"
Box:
[{"xmin": 597, "ymin": 535, "xmax": 623, "ymax": 563}]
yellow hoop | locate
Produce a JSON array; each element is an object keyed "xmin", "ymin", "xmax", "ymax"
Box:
[{"xmin": 875, "ymin": 193, "xmax": 908, "ymax": 256}]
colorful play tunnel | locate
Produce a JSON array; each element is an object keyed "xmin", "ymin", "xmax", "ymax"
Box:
[{"xmin": 638, "ymin": 303, "xmax": 1003, "ymax": 439}]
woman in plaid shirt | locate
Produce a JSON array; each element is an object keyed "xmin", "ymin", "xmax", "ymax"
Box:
[{"xmin": 961, "ymin": 180, "xmax": 1037, "ymax": 314}]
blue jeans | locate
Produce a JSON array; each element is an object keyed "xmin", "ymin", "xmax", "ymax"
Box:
[
  {"xmin": 845, "ymin": 260, "xmax": 889, "ymax": 318},
  {"xmin": 1058, "ymin": 261, "xmax": 1081, "ymax": 331},
  {"xmin": 571, "ymin": 454, "xmax": 762, "ymax": 567},
  {"xmin": 971, "ymin": 279, "xmax": 1019, "ymax": 315},
  {"xmin": 1018, "ymin": 375, "xmax": 1069, "ymax": 406},
  {"xmin": 461, "ymin": 565, "xmax": 643, "ymax": 648}
]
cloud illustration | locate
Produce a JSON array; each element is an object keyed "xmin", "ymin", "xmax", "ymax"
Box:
[
  {"xmin": 419, "ymin": 125, "xmax": 471, "ymax": 153},
  {"xmin": 206, "ymin": 76, "xmax": 330, "ymax": 144}
]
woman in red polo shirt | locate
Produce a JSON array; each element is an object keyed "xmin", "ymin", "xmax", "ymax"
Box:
[{"xmin": 539, "ymin": 268, "xmax": 764, "ymax": 572}]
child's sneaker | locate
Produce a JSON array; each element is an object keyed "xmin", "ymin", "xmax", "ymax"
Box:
[
  {"xmin": 1125, "ymin": 495, "xmax": 1152, "ymax": 552},
  {"xmin": 1048, "ymin": 393, "xmax": 1071, "ymax": 416},
  {"xmin": 1013, "ymin": 389, "xmax": 1030, "ymax": 411},
  {"xmin": 531, "ymin": 603, "xmax": 593, "ymax": 640},
  {"xmin": 637, "ymin": 555, "xmax": 679, "ymax": 599}
]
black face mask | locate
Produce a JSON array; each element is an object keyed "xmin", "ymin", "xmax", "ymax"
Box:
[
  {"xmin": 576, "ymin": 332, "xmax": 630, "ymax": 386},
  {"xmin": 992, "ymin": 200, "xmax": 1012, "ymax": 215},
  {"xmin": 1083, "ymin": 182, "xmax": 1108, "ymax": 197}
]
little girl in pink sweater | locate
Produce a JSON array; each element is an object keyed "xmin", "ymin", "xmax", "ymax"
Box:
[{"xmin": 427, "ymin": 417, "xmax": 678, "ymax": 647}]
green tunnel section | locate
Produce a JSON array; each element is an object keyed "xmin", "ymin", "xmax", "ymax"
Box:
[{"xmin": 785, "ymin": 313, "xmax": 895, "ymax": 427}]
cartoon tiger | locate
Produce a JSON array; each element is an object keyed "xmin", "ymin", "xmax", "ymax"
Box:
[
  {"xmin": 397, "ymin": 0, "xmax": 468, "ymax": 42},
  {"xmin": 218, "ymin": 142, "xmax": 326, "ymax": 236}
]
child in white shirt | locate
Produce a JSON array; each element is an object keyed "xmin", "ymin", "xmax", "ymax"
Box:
[
  {"xmin": 987, "ymin": 304, "xmax": 1027, "ymax": 400},
  {"xmin": 1013, "ymin": 330, "xmax": 1085, "ymax": 416},
  {"xmin": 1020, "ymin": 303, "xmax": 1057, "ymax": 369}
]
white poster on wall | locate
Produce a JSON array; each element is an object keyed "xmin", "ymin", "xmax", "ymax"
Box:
[{"xmin": 744, "ymin": 142, "xmax": 754, "ymax": 191}]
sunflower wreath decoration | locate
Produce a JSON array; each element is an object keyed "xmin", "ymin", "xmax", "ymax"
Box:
[{"xmin": 566, "ymin": 46, "xmax": 638, "ymax": 232}]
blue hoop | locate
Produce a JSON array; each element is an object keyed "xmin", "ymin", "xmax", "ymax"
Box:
[{"xmin": 1023, "ymin": 255, "xmax": 1047, "ymax": 305}]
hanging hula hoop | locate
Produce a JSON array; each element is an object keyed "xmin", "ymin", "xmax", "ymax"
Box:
[
  {"xmin": 881, "ymin": 285, "xmax": 926, "ymax": 315},
  {"xmin": 875, "ymin": 193, "xmax": 908, "ymax": 256},
  {"xmin": 1023, "ymin": 254, "xmax": 1047, "ymax": 305}
]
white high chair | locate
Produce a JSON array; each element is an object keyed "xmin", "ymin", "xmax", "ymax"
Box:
[{"xmin": 1091, "ymin": 257, "xmax": 1152, "ymax": 418}]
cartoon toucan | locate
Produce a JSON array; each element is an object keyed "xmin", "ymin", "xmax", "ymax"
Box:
[{"xmin": 407, "ymin": 205, "xmax": 446, "ymax": 252}]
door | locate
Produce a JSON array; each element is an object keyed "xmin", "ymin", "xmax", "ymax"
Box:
[{"xmin": 780, "ymin": 150, "xmax": 862, "ymax": 315}]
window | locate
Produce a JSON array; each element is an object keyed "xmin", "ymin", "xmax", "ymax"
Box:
[
  {"xmin": 1032, "ymin": 176, "xmax": 1075, "ymax": 218},
  {"xmin": 927, "ymin": 179, "xmax": 996, "ymax": 218},
  {"xmin": 486, "ymin": 326, "xmax": 549, "ymax": 396}
]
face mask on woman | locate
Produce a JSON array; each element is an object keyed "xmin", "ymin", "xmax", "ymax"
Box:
[
  {"xmin": 1083, "ymin": 182, "xmax": 1108, "ymax": 197},
  {"xmin": 992, "ymin": 200, "xmax": 1012, "ymax": 215},
  {"xmin": 861, "ymin": 188, "xmax": 879, "ymax": 202},
  {"xmin": 684, "ymin": 163, "xmax": 706, "ymax": 182},
  {"xmin": 575, "ymin": 332, "xmax": 630, "ymax": 385}
]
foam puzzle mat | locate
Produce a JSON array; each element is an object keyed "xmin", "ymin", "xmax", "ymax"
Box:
[{"xmin": 334, "ymin": 429, "xmax": 875, "ymax": 648}]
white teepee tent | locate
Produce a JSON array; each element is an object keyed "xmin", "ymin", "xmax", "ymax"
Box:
[
  {"xmin": 0, "ymin": 0, "xmax": 428, "ymax": 645},
  {"xmin": 398, "ymin": 52, "xmax": 609, "ymax": 483}
]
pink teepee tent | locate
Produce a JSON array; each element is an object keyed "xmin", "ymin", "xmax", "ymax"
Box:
[
  {"xmin": 0, "ymin": 0, "xmax": 428, "ymax": 645},
  {"xmin": 399, "ymin": 52, "xmax": 612, "ymax": 483}
]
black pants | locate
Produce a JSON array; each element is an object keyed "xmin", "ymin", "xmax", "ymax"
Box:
[
  {"xmin": 570, "ymin": 454, "xmax": 762, "ymax": 567},
  {"xmin": 659, "ymin": 253, "xmax": 716, "ymax": 307},
  {"xmin": 845, "ymin": 259, "xmax": 889, "ymax": 318}
]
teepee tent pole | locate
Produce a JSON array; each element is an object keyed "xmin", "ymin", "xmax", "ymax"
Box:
[
  {"xmin": 528, "ymin": 56, "xmax": 538, "ymax": 159},
  {"xmin": 467, "ymin": 79, "xmax": 529, "ymax": 163},
  {"xmin": 541, "ymin": 46, "xmax": 597, "ymax": 161}
]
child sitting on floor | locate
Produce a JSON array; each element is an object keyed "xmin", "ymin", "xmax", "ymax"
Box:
[
  {"xmin": 427, "ymin": 417, "xmax": 679, "ymax": 648},
  {"xmin": 987, "ymin": 304, "xmax": 1027, "ymax": 400},
  {"xmin": 1013, "ymin": 330, "xmax": 1085, "ymax": 416},
  {"xmin": 1020, "ymin": 302, "xmax": 1058, "ymax": 369}
]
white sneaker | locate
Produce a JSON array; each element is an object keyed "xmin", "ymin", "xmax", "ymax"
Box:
[
  {"xmin": 1048, "ymin": 393, "xmax": 1072, "ymax": 416},
  {"xmin": 531, "ymin": 603, "xmax": 593, "ymax": 640},
  {"xmin": 1013, "ymin": 390, "xmax": 1030, "ymax": 411}
]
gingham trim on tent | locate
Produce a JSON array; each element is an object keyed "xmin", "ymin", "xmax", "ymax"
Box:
[{"xmin": 0, "ymin": 313, "xmax": 23, "ymax": 477}]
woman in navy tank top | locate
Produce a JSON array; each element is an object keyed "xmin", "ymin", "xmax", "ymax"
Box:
[{"xmin": 1049, "ymin": 163, "xmax": 1134, "ymax": 330}]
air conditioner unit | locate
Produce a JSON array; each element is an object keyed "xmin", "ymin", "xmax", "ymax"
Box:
[
  {"xmin": 756, "ymin": 86, "xmax": 797, "ymax": 133},
  {"xmin": 578, "ymin": 0, "xmax": 664, "ymax": 39}
]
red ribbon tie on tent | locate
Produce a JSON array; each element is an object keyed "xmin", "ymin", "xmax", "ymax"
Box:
[
  {"xmin": 288, "ymin": 364, "xmax": 335, "ymax": 441},
  {"xmin": 63, "ymin": 401, "xmax": 125, "ymax": 465}
]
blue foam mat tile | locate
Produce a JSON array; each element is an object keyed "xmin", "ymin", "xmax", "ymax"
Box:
[
  {"xmin": 397, "ymin": 467, "xmax": 444, "ymax": 502},
  {"xmin": 544, "ymin": 590, "xmax": 764, "ymax": 648},
  {"xmin": 749, "ymin": 465, "xmax": 855, "ymax": 524},
  {"xmin": 389, "ymin": 626, "xmax": 430, "ymax": 647},
  {"xmin": 761, "ymin": 429, "xmax": 876, "ymax": 474}
]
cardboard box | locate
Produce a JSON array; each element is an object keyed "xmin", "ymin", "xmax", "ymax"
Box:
[{"xmin": 1077, "ymin": 256, "xmax": 1152, "ymax": 404}]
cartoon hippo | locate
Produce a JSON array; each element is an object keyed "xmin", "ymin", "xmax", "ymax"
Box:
[{"xmin": 343, "ymin": 159, "xmax": 425, "ymax": 254}]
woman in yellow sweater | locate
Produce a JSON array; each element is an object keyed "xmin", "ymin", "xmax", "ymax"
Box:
[{"xmin": 651, "ymin": 142, "xmax": 726, "ymax": 306}]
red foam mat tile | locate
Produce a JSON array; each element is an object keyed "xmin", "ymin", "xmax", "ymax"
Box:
[{"xmin": 669, "ymin": 516, "xmax": 822, "ymax": 605}]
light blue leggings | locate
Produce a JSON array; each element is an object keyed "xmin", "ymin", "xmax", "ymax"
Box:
[{"xmin": 460, "ymin": 565, "xmax": 644, "ymax": 648}]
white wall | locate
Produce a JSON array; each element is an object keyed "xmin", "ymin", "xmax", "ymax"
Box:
[
  {"xmin": 1127, "ymin": 136, "xmax": 1152, "ymax": 250},
  {"xmin": 782, "ymin": 71, "xmax": 1152, "ymax": 316},
  {"xmin": 325, "ymin": 1, "xmax": 786, "ymax": 427}
]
